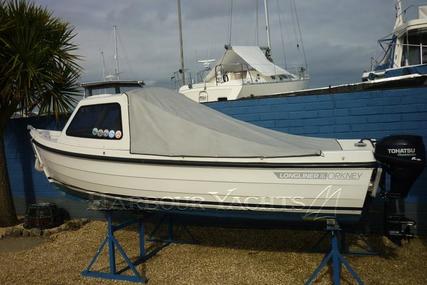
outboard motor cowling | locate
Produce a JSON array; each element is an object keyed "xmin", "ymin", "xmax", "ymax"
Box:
[
  {"xmin": 375, "ymin": 135, "xmax": 425, "ymax": 198},
  {"xmin": 374, "ymin": 135, "xmax": 425, "ymax": 243}
]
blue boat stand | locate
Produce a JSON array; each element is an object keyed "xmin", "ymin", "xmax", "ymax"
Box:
[
  {"xmin": 305, "ymin": 219, "xmax": 365, "ymax": 285},
  {"xmin": 82, "ymin": 212, "xmax": 364, "ymax": 284},
  {"xmin": 310, "ymin": 228, "xmax": 378, "ymax": 257},
  {"xmin": 148, "ymin": 214, "xmax": 197, "ymax": 244},
  {"xmin": 81, "ymin": 212, "xmax": 169, "ymax": 283}
]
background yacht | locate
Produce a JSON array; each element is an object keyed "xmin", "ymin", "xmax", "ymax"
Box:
[
  {"xmin": 178, "ymin": 0, "xmax": 308, "ymax": 102},
  {"xmin": 362, "ymin": 1, "xmax": 427, "ymax": 81},
  {"xmin": 179, "ymin": 45, "xmax": 308, "ymax": 102}
]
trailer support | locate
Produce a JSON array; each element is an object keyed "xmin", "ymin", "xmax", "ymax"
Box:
[
  {"xmin": 81, "ymin": 212, "xmax": 168, "ymax": 283},
  {"xmin": 305, "ymin": 219, "xmax": 365, "ymax": 285}
]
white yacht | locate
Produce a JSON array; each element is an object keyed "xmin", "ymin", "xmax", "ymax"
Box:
[
  {"xmin": 178, "ymin": 0, "xmax": 309, "ymax": 102},
  {"xmin": 363, "ymin": 1, "xmax": 427, "ymax": 81},
  {"xmin": 179, "ymin": 45, "xmax": 308, "ymax": 102}
]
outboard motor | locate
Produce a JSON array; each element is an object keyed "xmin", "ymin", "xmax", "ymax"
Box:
[
  {"xmin": 374, "ymin": 135, "xmax": 425, "ymax": 243},
  {"xmin": 375, "ymin": 135, "xmax": 425, "ymax": 198}
]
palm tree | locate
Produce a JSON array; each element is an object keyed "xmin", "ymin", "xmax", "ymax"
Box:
[{"xmin": 0, "ymin": 0, "xmax": 81, "ymax": 226}]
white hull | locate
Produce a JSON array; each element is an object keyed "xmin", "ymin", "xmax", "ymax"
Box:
[
  {"xmin": 29, "ymin": 90, "xmax": 379, "ymax": 221},
  {"xmin": 179, "ymin": 79, "xmax": 308, "ymax": 103},
  {"xmin": 240, "ymin": 80, "xmax": 308, "ymax": 98},
  {"xmin": 32, "ymin": 138, "xmax": 376, "ymax": 220}
]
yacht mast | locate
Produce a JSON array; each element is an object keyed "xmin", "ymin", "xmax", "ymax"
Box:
[
  {"xmin": 113, "ymin": 25, "xmax": 120, "ymax": 80},
  {"xmin": 394, "ymin": 0, "xmax": 404, "ymax": 30},
  {"xmin": 177, "ymin": 0, "xmax": 186, "ymax": 85},
  {"xmin": 255, "ymin": 0, "xmax": 259, "ymax": 45},
  {"xmin": 264, "ymin": 0, "xmax": 271, "ymax": 50},
  {"xmin": 100, "ymin": 50, "xmax": 106, "ymax": 80}
]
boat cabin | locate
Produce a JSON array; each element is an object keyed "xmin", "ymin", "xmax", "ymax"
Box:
[
  {"xmin": 81, "ymin": 80, "xmax": 144, "ymax": 97},
  {"xmin": 363, "ymin": 3, "xmax": 427, "ymax": 81}
]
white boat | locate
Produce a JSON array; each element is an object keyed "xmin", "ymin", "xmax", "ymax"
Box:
[
  {"xmin": 179, "ymin": 45, "xmax": 308, "ymax": 102},
  {"xmin": 28, "ymin": 87, "xmax": 397, "ymax": 223},
  {"xmin": 178, "ymin": 0, "xmax": 309, "ymax": 102},
  {"xmin": 362, "ymin": 1, "xmax": 427, "ymax": 81}
]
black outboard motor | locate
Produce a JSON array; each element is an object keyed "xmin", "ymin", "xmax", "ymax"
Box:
[
  {"xmin": 374, "ymin": 135, "xmax": 425, "ymax": 243},
  {"xmin": 375, "ymin": 135, "xmax": 425, "ymax": 198}
]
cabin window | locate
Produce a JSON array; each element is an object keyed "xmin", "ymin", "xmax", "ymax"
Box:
[
  {"xmin": 66, "ymin": 103, "xmax": 123, "ymax": 139},
  {"xmin": 401, "ymin": 32, "xmax": 427, "ymax": 66}
]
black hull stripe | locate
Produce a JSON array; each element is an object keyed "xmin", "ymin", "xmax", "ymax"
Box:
[
  {"xmin": 57, "ymin": 181, "xmax": 363, "ymax": 212},
  {"xmin": 33, "ymin": 139, "xmax": 377, "ymax": 169}
]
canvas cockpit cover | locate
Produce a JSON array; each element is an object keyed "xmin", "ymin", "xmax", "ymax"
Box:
[
  {"xmin": 126, "ymin": 88, "xmax": 341, "ymax": 158},
  {"xmin": 204, "ymin": 46, "xmax": 294, "ymax": 82}
]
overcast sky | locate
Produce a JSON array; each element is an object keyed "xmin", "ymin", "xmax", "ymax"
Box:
[{"xmin": 35, "ymin": 0, "xmax": 426, "ymax": 88}]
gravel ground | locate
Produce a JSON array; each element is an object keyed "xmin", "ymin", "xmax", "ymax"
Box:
[{"xmin": 0, "ymin": 221, "xmax": 426, "ymax": 285}]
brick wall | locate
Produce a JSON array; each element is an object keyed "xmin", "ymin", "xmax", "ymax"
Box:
[{"xmin": 208, "ymin": 87, "xmax": 427, "ymax": 140}]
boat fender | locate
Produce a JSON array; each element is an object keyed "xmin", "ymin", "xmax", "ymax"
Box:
[
  {"xmin": 34, "ymin": 158, "xmax": 43, "ymax": 172},
  {"xmin": 223, "ymin": 74, "xmax": 229, "ymax": 82}
]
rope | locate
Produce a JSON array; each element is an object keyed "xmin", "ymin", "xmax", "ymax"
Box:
[
  {"xmin": 276, "ymin": 0, "xmax": 287, "ymax": 68},
  {"xmin": 291, "ymin": 0, "xmax": 308, "ymax": 69},
  {"xmin": 117, "ymin": 31, "xmax": 137, "ymax": 79},
  {"xmin": 289, "ymin": 0, "xmax": 299, "ymax": 51}
]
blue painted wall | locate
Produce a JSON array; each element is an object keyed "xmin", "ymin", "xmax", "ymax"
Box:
[
  {"xmin": 4, "ymin": 86, "xmax": 427, "ymax": 231},
  {"xmin": 4, "ymin": 116, "xmax": 92, "ymax": 217}
]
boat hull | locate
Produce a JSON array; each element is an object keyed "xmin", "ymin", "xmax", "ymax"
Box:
[
  {"xmin": 239, "ymin": 79, "xmax": 308, "ymax": 98},
  {"xmin": 179, "ymin": 79, "xmax": 308, "ymax": 102},
  {"xmin": 33, "ymin": 141, "xmax": 375, "ymax": 222}
]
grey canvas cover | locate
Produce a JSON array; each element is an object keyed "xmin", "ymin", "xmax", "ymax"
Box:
[{"xmin": 126, "ymin": 88, "xmax": 341, "ymax": 158}]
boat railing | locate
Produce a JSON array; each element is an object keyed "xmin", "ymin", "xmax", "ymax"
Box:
[
  {"xmin": 213, "ymin": 63, "xmax": 249, "ymax": 86},
  {"xmin": 286, "ymin": 65, "xmax": 310, "ymax": 80},
  {"xmin": 371, "ymin": 42, "xmax": 427, "ymax": 71},
  {"xmin": 400, "ymin": 3, "xmax": 427, "ymax": 22},
  {"xmin": 213, "ymin": 63, "xmax": 308, "ymax": 86}
]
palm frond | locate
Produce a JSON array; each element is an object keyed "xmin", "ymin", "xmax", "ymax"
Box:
[{"xmin": 0, "ymin": 0, "xmax": 81, "ymax": 118}]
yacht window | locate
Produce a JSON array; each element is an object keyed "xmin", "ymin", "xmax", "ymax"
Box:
[
  {"xmin": 66, "ymin": 103, "xmax": 123, "ymax": 139},
  {"xmin": 401, "ymin": 31, "xmax": 427, "ymax": 66}
]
